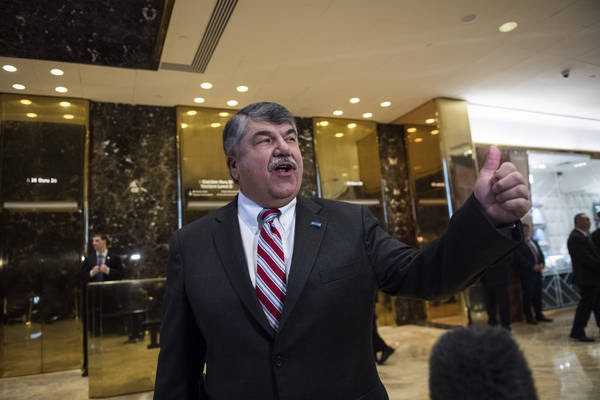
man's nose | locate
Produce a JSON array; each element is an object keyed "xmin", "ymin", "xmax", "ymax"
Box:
[{"xmin": 273, "ymin": 136, "xmax": 290, "ymax": 155}]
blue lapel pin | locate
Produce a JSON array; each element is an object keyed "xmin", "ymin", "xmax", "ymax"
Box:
[{"xmin": 310, "ymin": 221, "xmax": 322, "ymax": 228}]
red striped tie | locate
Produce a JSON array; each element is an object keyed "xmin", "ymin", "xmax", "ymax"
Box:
[{"xmin": 256, "ymin": 208, "xmax": 286, "ymax": 330}]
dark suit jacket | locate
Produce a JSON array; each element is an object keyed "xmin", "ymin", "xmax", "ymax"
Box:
[
  {"xmin": 592, "ymin": 228, "xmax": 600, "ymax": 250},
  {"xmin": 81, "ymin": 250, "xmax": 124, "ymax": 282},
  {"xmin": 567, "ymin": 230, "xmax": 600, "ymax": 287},
  {"xmin": 481, "ymin": 252, "xmax": 513, "ymax": 287},
  {"xmin": 514, "ymin": 239, "xmax": 544, "ymax": 280},
  {"xmin": 154, "ymin": 195, "xmax": 519, "ymax": 400}
]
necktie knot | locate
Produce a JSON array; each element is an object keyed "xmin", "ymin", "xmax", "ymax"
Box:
[{"xmin": 260, "ymin": 208, "xmax": 281, "ymax": 224}]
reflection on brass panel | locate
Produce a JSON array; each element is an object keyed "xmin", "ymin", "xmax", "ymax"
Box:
[
  {"xmin": 0, "ymin": 322, "xmax": 42, "ymax": 377},
  {"xmin": 395, "ymin": 99, "xmax": 477, "ymax": 326},
  {"xmin": 313, "ymin": 118, "xmax": 381, "ymax": 203},
  {"xmin": 0, "ymin": 94, "xmax": 87, "ymax": 377},
  {"xmin": 178, "ymin": 106, "xmax": 239, "ymax": 225},
  {"xmin": 87, "ymin": 278, "xmax": 165, "ymax": 398}
]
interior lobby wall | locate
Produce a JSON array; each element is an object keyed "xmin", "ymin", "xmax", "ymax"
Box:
[
  {"xmin": 88, "ymin": 102, "xmax": 178, "ymax": 279},
  {"xmin": 377, "ymin": 123, "xmax": 425, "ymax": 324}
]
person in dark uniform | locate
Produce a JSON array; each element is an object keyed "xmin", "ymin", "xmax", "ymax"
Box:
[
  {"xmin": 481, "ymin": 254, "xmax": 513, "ymax": 330},
  {"xmin": 80, "ymin": 233, "xmax": 123, "ymax": 376},
  {"xmin": 591, "ymin": 211, "xmax": 600, "ymax": 250},
  {"xmin": 515, "ymin": 224, "xmax": 552, "ymax": 325},
  {"xmin": 568, "ymin": 213, "xmax": 600, "ymax": 342}
]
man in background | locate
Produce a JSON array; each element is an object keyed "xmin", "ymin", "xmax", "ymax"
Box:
[
  {"xmin": 568, "ymin": 213, "xmax": 600, "ymax": 342},
  {"xmin": 591, "ymin": 211, "xmax": 600, "ymax": 249},
  {"xmin": 515, "ymin": 224, "xmax": 552, "ymax": 325},
  {"xmin": 80, "ymin": 233, "xmax": 123, "ymax": 376}
]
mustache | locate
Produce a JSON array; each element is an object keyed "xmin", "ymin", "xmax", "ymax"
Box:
[{"xmin": 268, "ymin": 156, "xmax": 298, "ymax": 172}]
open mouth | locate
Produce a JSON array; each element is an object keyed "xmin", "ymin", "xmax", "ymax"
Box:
[{"xmin": 269, "ymin": 158, "xmax": 297, "ymax": 172}]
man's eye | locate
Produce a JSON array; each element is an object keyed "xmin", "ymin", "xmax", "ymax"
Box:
[{"xmin": 286, "ymin": 136, "xmax": 297, "ymax": 142}]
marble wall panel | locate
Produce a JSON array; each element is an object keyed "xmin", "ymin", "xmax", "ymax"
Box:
[
  {"xmin": 377, "ymin": 123, "xmax": 426, "ymax": 324},
  {"xmin": 88, "ymin": 102, "xmax": 177, "ymax": 278},
  {"xmin": 296, "ymin": 117, "xmax": 318, "ymax": 199},
  {"xmin": 0, "ymin": 0, "xmax": 173, "ymax": 70}
]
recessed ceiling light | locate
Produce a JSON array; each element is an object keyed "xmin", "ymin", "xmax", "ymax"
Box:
[
  {"xmin": 319, "ymin": 121, "xmax": 329, "ymax": 126},
  {"xmin": 333, "ymin": 110, "xmax": 343, "ymax": 116},
  {"xmin": 218, "ymin": 112, "xmax": 230, "ymax": 117},
  {"xmin": 3, "ymin": 65, "xmax": 17, "ymax": 72},
  {"xmin": 12, "ymin": 83, "xmax": 25, "ymax": 90},
  {"xmin": 380, "ymin": 101, "xmax": 391, "ymax": 107},
  {"xmin": 186, "ymin": 110, "xmax": 198, "ymax": 116},
  {"xmin": 236, "ymin": 85, "xmax": 248, "ymax": 92},
  {"xmin": 406, "ymin": 127, "xmax": 417, "ymax": 133},
  {"xmin": 55, "ymin": 86, "xmax": 68, "ymax": 93},
  {"xmin": 499, "ymin": 21, "xmax": 518, "ymax": 33},
  {"xmin": 362, "ymin": 112, "xmax": 373, "ymax": 118},
  {"xmin": 20, "ymin": 99, "xmax": 32, "ymax": 105},
  {"xmin": 201, "ymin": 82, "xmax": 213, "ymax": 89},
  {"xmin": 347, "ymin": 123, "xmax": 357, "ymax": 128},
  {"xmin": 227, "ymin": 100, "xmax": 238, "ymax": 107},
  {"xmin": 425, "ymin": 118, "xmax": 435, "ymax": 124},
  {"xmin": 26, "ymin": 112, "xmax": 37, "ymax": 118},
  {"xmin": 50, "ymin": 68, "xmax": 64, "ymax": 76},
  {"xmin": 349, "ymin": 97, "xmax": 360, "ymax": 104},
  {"xmin": 334, "ymin": 132, "xmax": 344, "ymax": 138},
  {"xmin": 211, "ymin": 122, "xmax": 222, "ymax": 128},
  {"xmin": 193, "ymin": 97, "xmax": 205, "ymax": 104},
  {"xmin": 63, "ymin": 114, "xmax": 74, "ymax": 120},
  {"xmin": 181, "ymin": 123, "xmax": 189, "ymax": 129},
  {"xmin": 430, "ymin": 129, "xmax": 439, "ymax": 135},
  {"xmin": 414, "ymin": 138, "xmax": 423, "ymax": 143},
  {"xmin": 461, "ymin": 14, "xmax": 477, "ymax": 23},
  {"xmin": 59, "ymin": 101, "xmax": 71, "ymax": 107}
]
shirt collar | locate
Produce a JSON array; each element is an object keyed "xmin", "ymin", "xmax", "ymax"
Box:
[
  {"xmin": 96, "ymin": 250, "xmax": 108, "ymax": 258},
  {"xmin": 575, "ymin": 228, "xmax": 589, "ymax": 237},
  {"xmin": 238, "ymin": 191, "xmax": 296, "ymax": 233}
]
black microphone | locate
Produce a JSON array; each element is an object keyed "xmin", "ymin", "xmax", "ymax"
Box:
[{"xmin": 429, "ymin": 327, "xmax": 538, "ymax": 400}]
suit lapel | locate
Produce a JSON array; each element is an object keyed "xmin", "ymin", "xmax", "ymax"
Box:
[
  {"xmin": 278, "ymin": 197, "xmax": 327, "ymax": 333},
  {"xmin": 213, "ymin": 199, "xmax": 275, "ymax": 338}
]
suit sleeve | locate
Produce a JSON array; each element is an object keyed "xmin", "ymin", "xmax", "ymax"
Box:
[
  {"xmin": 568, "ymin": 234, "xmax": 600, "ymax": 275},
  {"xmin": 154, "ymin": 231, "xmax": 206, "ymax": 400},
  {"xmin": 107, "ymin": 254, "xmax": 124, "ymax": 280},
  {"xmin": 365, "ymin": 195, "xmax": 521, "ymax": 300}
]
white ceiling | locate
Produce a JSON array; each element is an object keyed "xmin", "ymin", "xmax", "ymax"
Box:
[{"xmin": 1, "ymin": 0, "xmax": 600, "ymax": 123}]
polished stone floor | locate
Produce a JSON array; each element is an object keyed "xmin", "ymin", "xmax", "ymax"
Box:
[{"xmin": 1, "ymin": 306, "xmax": 599, "ymax": 399}]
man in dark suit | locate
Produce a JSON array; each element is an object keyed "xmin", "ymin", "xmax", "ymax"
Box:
[
  {"xmin": 568, "ymin": 213, "xmax": 600, "ymax": 342},
  {"xmin": 80, "ymin": 233, "xmax": 123, "ymax": 376},
  {"xmin": 153, "ymin": 102, "xmax": 530, "ymax": 400},
  {"xmin": 82, "ymin": 234, "xmax": 124, "ymax": 282},
  {"xmin": 592, "ymin": 211, "xmax": 600, "ymax": 249},
  {"xmin": 515, "ymin": 224, "xmax": 552, "ymax": 324}
]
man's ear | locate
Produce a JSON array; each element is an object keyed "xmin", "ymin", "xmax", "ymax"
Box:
[{"xmin": 227, "ymin": 156, "xmax": 239, "ymax": 184}]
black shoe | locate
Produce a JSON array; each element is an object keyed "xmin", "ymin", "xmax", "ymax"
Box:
[
  {"xmin": 570, "ymin": 334, "xmax": 595, "ymax": 342},
  {"xmin": 526, "ymin": 320, "xmax": 538, "ymax": 325},
  {"xmin": 81, "ymin": 368, "xmax": 88, "ymax": 377},
  {"xmin": 378, "ymin": 347, "xmax": 395, "ymax": 365},
  {"xmin": 536, "ymin": 316, "xmax": 553, "ymax": 322}
]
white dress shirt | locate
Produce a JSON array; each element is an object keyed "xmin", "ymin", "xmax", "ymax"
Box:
[
  {"xmin": 90, "ymin": 249, "xmax": 109, "ymax": 277},
  {"xmin": 237, "ymin": 191, "xmax": 296, "ymax": 287}
]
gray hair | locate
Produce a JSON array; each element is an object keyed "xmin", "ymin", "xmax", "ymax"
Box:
[{"xmin": 222, "ymin": 102, "xmax": 297, "ymax": 157}]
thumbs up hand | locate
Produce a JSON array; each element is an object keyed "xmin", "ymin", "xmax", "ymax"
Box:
[{"xmin": 474, "ymin": 145, "xmax": 530, "ymax": 225}]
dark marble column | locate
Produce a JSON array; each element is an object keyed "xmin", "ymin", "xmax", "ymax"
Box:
[
  {"xmin": 377, "ymin": 123, "xmax": 426, "ymax": 324},
  {"xmin": 88, "ymin": 102, "xmax": 177, "ymax": 278},
  {"xmin": 296, "ymin": 117, "xmax": 318, "ymax": 198}
]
